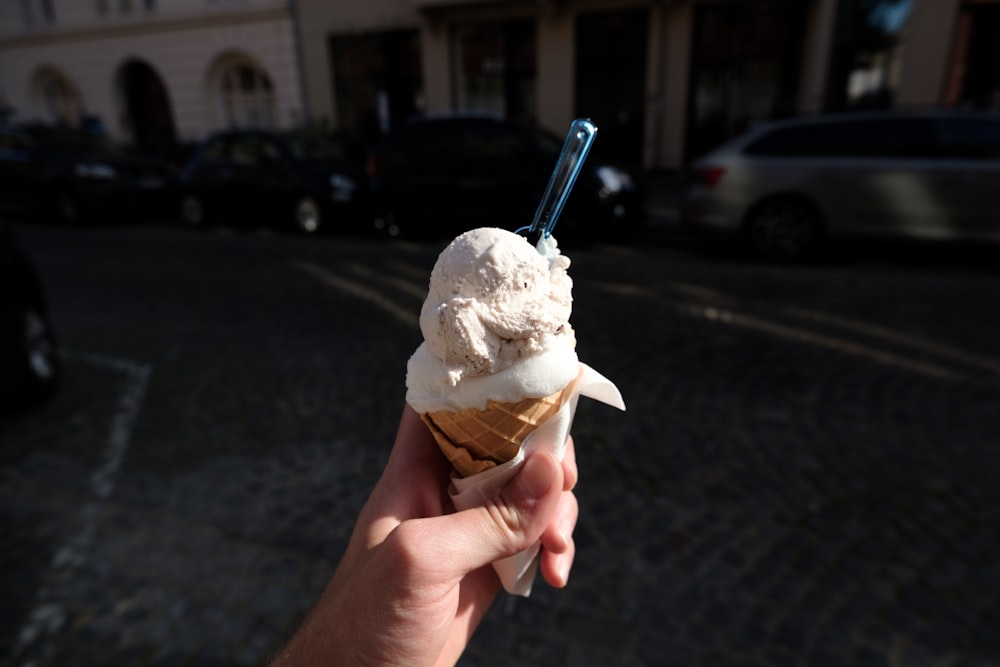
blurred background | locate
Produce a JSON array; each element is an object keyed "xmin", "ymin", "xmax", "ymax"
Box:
[
  {"xmin": 2, "ymin": 1, "xmax": 1000, "ymax": 666},
  {"xmin": 4, "ymin": 0, "xmax": 993, "ymax": 171}
]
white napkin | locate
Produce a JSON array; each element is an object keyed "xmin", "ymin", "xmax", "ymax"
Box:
[{"xmin": 449, "ymin": 362, "xmax": 625, "ymax": 596}]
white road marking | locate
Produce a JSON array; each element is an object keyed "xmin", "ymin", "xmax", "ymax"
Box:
[
  {"xmin": 13, "ymin": 351, "xmax": 151, "ymax": 667},
  {"xmin": 688, "ymin": 304, "xmax": 962, "ymax": 381},
  {"xmin": 590, "ymin": 280, "xmax": 972, "ymax": 381}
]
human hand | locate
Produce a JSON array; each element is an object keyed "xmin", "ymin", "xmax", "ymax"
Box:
[{"xmin": 270, "ymin": 405, "xmax": 579, "ymax": 667}]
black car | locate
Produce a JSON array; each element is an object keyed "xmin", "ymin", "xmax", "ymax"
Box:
[
  {"xmin": 0, "ymin": 124, "xmax": 176, "ymax": 223},
  {"xmin": 0, "ymin": 216, "xmax": 59, "ymax": 411},
  {"xmin": 178, "ymin": 130, "xmax": 363, "ymax": 235},
  {"xmin": 366, "ymin": 115, "xmax": 646, "ymax": 242}
]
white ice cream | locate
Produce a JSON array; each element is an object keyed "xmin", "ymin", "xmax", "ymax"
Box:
[{"xmin": 406, "ymin": 227, "xmax": 579, "ymax": 412}]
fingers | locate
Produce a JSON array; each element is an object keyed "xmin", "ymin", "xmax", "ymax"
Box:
[
  {"xmin": 393, "ymin": 451, "xmax": 564, "ymax": 579},
  {"xmin": 562, "ymin": 435, "xmax": 578, "ymax": 492},
  {"xmin": 539, "ymin": 490, "xmax": 579, "ymax": 588}
]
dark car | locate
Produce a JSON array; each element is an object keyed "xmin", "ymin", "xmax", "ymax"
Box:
[
  {"xmin": 178, "ymin": 130, "xmax": 363, "ymax": 235},
  {"xmin": 0, "ymin": 124, "xmax": 176, "ymax": 223},
  {"xmin": 366, "ymin": 115, "xmax": 645, "ymax": 242},
  {"xmin": 0, "ymin": 216, "xmax": 59, "ymax": 411},
  {"xmin": 682, "ymin": 109, "xmax": 1000, "ymax": 259}
]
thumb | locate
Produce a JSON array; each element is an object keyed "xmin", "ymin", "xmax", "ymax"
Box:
[{"xmin": 412, "ymin": 452, "xmax": 564, "ymax": 577}]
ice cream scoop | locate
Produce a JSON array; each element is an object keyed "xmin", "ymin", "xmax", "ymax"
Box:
[{"xmin": 409, "ymin": 227, "xmax": 577, "ymax": 403}]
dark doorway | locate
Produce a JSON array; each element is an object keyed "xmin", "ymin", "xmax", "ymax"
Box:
[
  {"xmin": 826, "ymin": 0, "xmax": 912, "ymax": 112},
  {"xmin": 956, "ymin": 5, "xmax": 1000, "ymax": 110},
  {"xmin": 575, "ymin": 9, "xmax": 648, "ymax": 167},
  {"xmin": 686, "ymin": 1, "xmax": 807, "ymax": 162},
  {"xmin": 329, "ymin": 30, "xmax": 423, "ymax": 147},
  {"xmin": 120, "ymin": 60, "xmax": 177, "ymax": 156}
]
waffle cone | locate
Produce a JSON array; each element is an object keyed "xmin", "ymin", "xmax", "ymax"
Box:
[{"xmin": 422, "ymin": 384, "xmax": 573, "ymax": 477}]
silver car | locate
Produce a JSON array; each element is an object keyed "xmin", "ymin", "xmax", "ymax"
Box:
[{"xmin": 681, "ymin": 110, "xmax": 1000, "ymax": 259}]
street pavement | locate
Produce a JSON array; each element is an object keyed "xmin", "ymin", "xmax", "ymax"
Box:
[{"xmin": 1, "ymin": 212, "xmax": 999, "ymax": 667}]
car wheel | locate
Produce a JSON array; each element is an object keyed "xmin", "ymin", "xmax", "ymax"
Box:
[
  {"xmin": 743, "ymin": 196, "xmax": 823, "ymax": 260},
  {"xmin": 294, "ymin": 196, "xmax": 322, "ymax": 234},
  {"xmin": 372, "ymin": 209, "xmax": 403, "ymax": 238},
  {"xmin": 179, "ymin": 194, "xmax": 208, "ymax": 228},
  {"xmin": 9, "ymin": 302, "xmax": 60, "ymax": 409}
]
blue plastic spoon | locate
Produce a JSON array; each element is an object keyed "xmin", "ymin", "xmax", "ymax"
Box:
[{"xmin": 517, "ymin": 118, "xmax": 598, "ymax": 242}]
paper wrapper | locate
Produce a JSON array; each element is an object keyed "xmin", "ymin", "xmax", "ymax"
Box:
[{"xmin": 448, "ymin": 362, "xmax": 625, "ymax": 596}]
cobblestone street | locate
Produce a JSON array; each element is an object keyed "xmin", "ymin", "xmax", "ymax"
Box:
[{"xmin": 2, "ymin": 223, "xmax": 999, "ymax": 666}]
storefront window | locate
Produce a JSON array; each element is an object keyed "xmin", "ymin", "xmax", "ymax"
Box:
[
  {"xmin": 33, "ymin": 68, "xmax": 82, "ymax": 126},
  {"xmin": 687, "ymin": 1, "xmax": 807, "ymax": 160},
  {"xmin": 329, "ymin": 30, "xmax": 423, "ymax": 143},
  {"xmin": 451, "ymin": 19, "xmax": 536, "ymax": 122},
  {"xmin": 575, "ymin": 9, "xmax": 648, "ymax": 166},
  {"xmin": 827, "ymin": 0, "xmax": 912, "ymax": 110},
  {"xmin": 219, "ymin": 63, "xmax": 275, "ymax": 129},
  {"xmin": 946, "ymin": 4, "xmax": 1000, "ymax": 111}
]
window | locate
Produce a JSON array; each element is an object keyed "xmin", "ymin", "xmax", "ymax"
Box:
[
  {"xmin": 33, "ymin": 69, "xmax": 83, "ymax": 126},
  {"xmin": 746, "ymin": 118, "xmax": 938, "ymax": 159},
  {"xmin": 19, "ymin": 0, "xmax": 56, "ymax": 26},
  {"xmin": 687, "ymin": 1, "xmax": 807, "ymax": 160},
  {"xmin": 827, "ymin": 0, "xmax": 913, "ymax": 110},
  {"xmin": 745, "ymin": 125, "xmax": 822, "ymax": 157},
  {"xmin": 219, "ymin": 64, "xmax": 275, "ymax": 129},
  {"xmin": 329, "ymin": 30, "xmax": 423, "ymax": 139},
  {"xmin": 0, "ymin": 131, "xmax": 32, "ymax": 156},
  {"xmin": 938, "ymin": 118, "xmax": 1000, "ymax": 159},
  {"xmin": 97, "ymin": 0, "xmax": 152, "ymax": 15},
  {"xmin": 463, "ymin": 124, "xmax": 527, "ymax": 160},
  {"xmin": 227, "ymin": 136, "xmax": 282, "ymax": 166},
  {"xmin": 451, "ymin": 20, "xmax": 536, "ymax": 121}
]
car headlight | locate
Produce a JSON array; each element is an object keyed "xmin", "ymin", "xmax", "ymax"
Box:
[
  {"xmin": 74, "ymin": 162, "xmax": 118, "ymax": 180},
  {"xmin": 596, "ymin": 166, "xmax": 634, "ymax": 195},
  {"xmin": 329, "ymin": 173, "xmax": 358, "ymax": 202}
]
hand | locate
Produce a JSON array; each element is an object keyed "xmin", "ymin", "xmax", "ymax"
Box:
[{"xmin": 270, "ymin": 405, "xmax": 580, "ymax": 667}]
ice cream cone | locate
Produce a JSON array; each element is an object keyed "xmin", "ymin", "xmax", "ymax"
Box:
[{"xmin": 422, "ymin": 382, "xmax": 574, "ymax": 477}]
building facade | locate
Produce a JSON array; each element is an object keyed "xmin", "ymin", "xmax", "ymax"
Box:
[
  {"xmin": 0, "ymin": 0, "xmax": 304, "ymax": 154},
  {"xmin": 1, "ymin": 0, "xmax": 996, "ymax": 168},
  {"xmin": 297, "ymin": 0, "xmax": 999, "ymax": 170}
]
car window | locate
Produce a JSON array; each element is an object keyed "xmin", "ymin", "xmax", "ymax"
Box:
[
  {"xmin": 744, "ymin": 125, "xmax": 821, "ymax": 157},
  {"xmin": 201, "ymin": 138, "xmax": 228, "ymax": 161},
  {"xmin": 462, "ymin": 124, "xmax": 529, "ymax": 160},
  {"xmin": 228, "ymin": 136, "xmax": 282, "ymax": 166},
  {"xmin": 0, "ymin": 131, "xmax": 32, "ymax": 156},
  {"xmin": 402, "ymin": 124, "xmax": 464, "ymax": 160},
  {"xmin": 746, "ymin": 118, "xmax": 939, "ymax": 159},
  {"xmin": 287, "ymin": 134, "xmax": 346, "ymax": 161},
  {"xmin": 31, "ymin": 128, "xmax": 122, "ymax": 156},
  {"xmin": 937, "ymin": 118, "xmax": 1000, "ymax": 159}
]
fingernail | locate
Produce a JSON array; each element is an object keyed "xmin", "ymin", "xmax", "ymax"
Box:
[
  {"xmin": 557, "ymin": 555, "xmax": 572, "ymax": 587},
  {"xmin": 517, "ymin": 454, "xmax": 557, "ymax": 502}
]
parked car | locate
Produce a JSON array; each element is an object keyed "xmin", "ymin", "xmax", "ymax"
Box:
[
  {"xmin": 366, "ymin": 115, "xmax": 645, "ymax": 242},
  {"xmin": 0, "ymin": 124, "xmax": 176, "ymax": 223},
  {"xmin": 682, "ymin": 109, "xmax": 1000, "ymax": 259},
  {"xmin": 0, "ymin": 215, "xmax": 59, "ymax": 411},
  {"xmin": 178, "ymin": 130, "xmax": 364, "ymax": 235}
]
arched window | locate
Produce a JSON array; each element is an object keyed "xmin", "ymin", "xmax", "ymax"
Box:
[
  {"xmin": 218, "ymin": 63, "xmax": 275, "ymax": 129},
  {"xmin": 31, "ymin": 67, "xmax": 83, "ymax": 126}
]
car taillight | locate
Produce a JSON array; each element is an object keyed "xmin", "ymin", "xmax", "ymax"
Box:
[
  {"xmin": 366, "ymin": 155, "xmax": 377, "ymax": 179},
  {"xmin": 692, "ymin": 165, "xmax": 726, "ymax": 188}
]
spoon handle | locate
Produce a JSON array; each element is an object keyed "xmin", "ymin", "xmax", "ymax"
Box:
[{"xmin": 529, "ymin": 118, "xmax": 598, "ymax": 237}]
